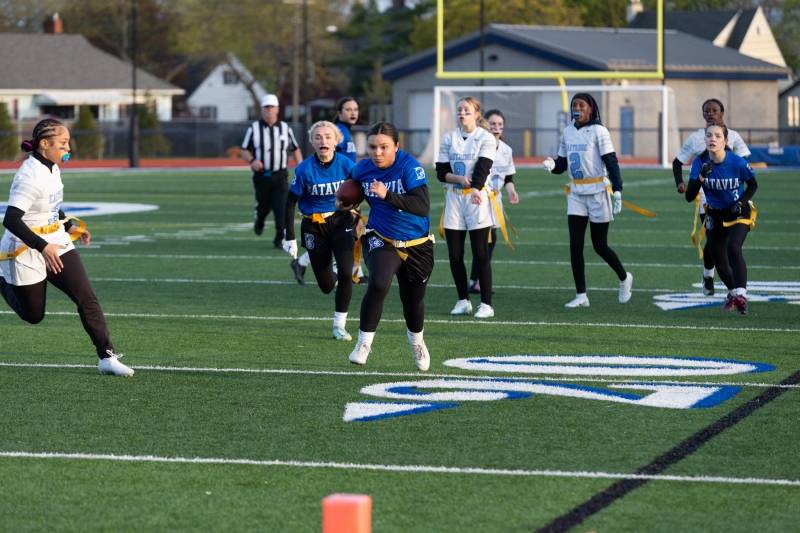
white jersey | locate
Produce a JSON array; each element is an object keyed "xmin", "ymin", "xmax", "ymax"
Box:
[
  {"xmin": 437, "ymin": 127, "xmax": 496, "ymax": 191},
  {"xmin": 1, "ymin": 155, "xmax": 74, "ymax": 285},
  {"xmin": 488, "ymin": 139, "xmax": 515, "ymax": 194},
  {"xmin": 675, "ymin": 128, "xmax": 750, "ymax": 163},
  {"xmin": 557, "ymin": 122, "xmax": 614, "ymax": 195}
]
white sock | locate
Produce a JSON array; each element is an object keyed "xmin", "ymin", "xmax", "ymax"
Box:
[
  {"xmin": 735, "ymin": 287, "xmax": 747, "ymax": 297},
  {"xmin": 358, "ymin": 330, "xmax": 375, "ymax": 347},
  {"xmin": 298, "ymin": 252, "xmax": 310, "ymax": 267},
  {"xmin": 407, "ymin": 329, "xmax": 424, "ymax": 345},
  {"xmin": 704, "ymin": 268, "xmax": 715, "ymax": 278},
  {"xmin": 333, "ymin": 312, "xmax": 348, "ymax": 329}
]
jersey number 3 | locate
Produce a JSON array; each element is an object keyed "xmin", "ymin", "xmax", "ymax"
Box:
[{"xmin": 568, "ymin": 153, "xmax": 584, "ymax": 179}]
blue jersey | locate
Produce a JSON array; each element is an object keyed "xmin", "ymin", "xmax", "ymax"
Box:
[
  {"xmin": 335, "ymin": 122, "xmax": 357, "ymax": 162},
  {"xmin": 351, "ymin": 150, "xmax": 429, "ymax": 241},
  {"xmin": 689, "ymin": 151, "xmax": 754, "ymax": 210},
  {"xmin": 290, "ymin": 153, "xmax": 355, "ymax": 215}
]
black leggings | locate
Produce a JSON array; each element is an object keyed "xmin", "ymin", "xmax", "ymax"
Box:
[
  {"xmin": 308, "ymin": 237, "xmax": 354, "ymax": 314},
  {"xmin": 470, "ymin": 228, "xmax": 497, "ymax": 281},
  {"xmin": 707, "ymin": 223, "xmax": 749, "ymax": 291},
  {"xmin": 568, "ymin": 215, "xmax": 627, "ymax": 294},
  {"xmin": 700, "ymin": 214, "xmax": 715, "ymax": 271},
  {"xmin": 0, "ymin": 250, "xmax": 114, "ymax": 357},
  {"xmin": 359, "ymin": 241, "xmax": 432, "ymax": 333},
  {"xmin": 446, "ymin": 227, "xmax": 492, "ymax": 305}
]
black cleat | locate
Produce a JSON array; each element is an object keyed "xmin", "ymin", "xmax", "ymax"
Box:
[
  {"xmin": 703, "ymin": 276, "xmax": 715, "ymax": 296},
  {"xmin": 254, "ymin": 219, "xmax": 264, "ymax": 236},
  {"xmin": 290, "ymin": 259, "xmax": 306, "ymax": 285}
]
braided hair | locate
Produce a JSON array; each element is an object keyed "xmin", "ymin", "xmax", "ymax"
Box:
[{"xmin": 21, "ymin": 118, "xmax": 65, "ymax": 153}]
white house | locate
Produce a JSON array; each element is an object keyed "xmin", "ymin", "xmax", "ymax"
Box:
[
  {"xmin": 187, "ymin": 56, "xmax": 267, "ymax": 122},
  {"xmin": 0, "ymin": 32, "xmax": 183, "ymax": 122}
]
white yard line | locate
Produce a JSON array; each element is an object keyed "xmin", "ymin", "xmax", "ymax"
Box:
[
  {"xmin": 1, "ymin": 362, "xmax": 798, "ymax": 389},
  {"xmin": 0, "ymin": 451, "xmax": 797, "ymax": 487}
]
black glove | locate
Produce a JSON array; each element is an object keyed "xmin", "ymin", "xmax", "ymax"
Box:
[
  {"xmin": 729, "ymin": 201, "xmax": 743, "ymax": 217},
  {"xmin": 700, "ymin": 160, "xmax": 713, "ymax": 178}
]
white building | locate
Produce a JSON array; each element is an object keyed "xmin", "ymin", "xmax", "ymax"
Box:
[{"xmin": 187, "ymin": 56, "xmax": 267, "ymax": 122}]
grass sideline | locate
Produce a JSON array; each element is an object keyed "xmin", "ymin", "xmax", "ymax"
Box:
[{"xmin": 0, "ymin": 167, "xmax": 798, "ymax": 532}]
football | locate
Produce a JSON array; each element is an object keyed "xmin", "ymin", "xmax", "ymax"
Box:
[{"xmin": 336, "ymin": 179, "xmax": 364, "ymax": 206}]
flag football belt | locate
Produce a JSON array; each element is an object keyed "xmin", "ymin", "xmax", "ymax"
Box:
[
  {"xmin": 488, "ymin": 189, "xmax": 514, "ymax": 250},
  {"xmin": 368, "ymin": 229, "xmax": 430, "ymax": 261},
  {"xmin": 715, "ymin": 201, "xmax": 757, "ymax": 229},
  {"xmin": 689, "ymin": 197, "xmax": 706, "ymax": 259},
  {"xmin": 0, "ymin": 216, "xmax": 87, "ymax": 261},
  {"xmin": 562, "ymin": 184, "xmax": 657, "ymax": 218},
  {"xmin": 304, "ymin": 212, "xmax": 335, "ymax": 224}
]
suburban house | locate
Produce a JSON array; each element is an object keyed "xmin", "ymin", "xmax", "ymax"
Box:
[
  {"xmin": 0, "ymin": 28, "xmax": 183, "ymax": 123},
  {"xmin": 382, "ymin": 23, "xmax": 789, "ymax": 163},
  {"xmin": 628, "ymin": 6, "xmax": 787, "ymax": 68},
  {"xmin": 186, "ymin": 56, "xmax": 267, "ymax": 122}
]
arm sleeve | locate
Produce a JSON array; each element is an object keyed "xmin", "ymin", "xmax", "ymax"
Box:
[
  {"xmin": 284, "ymin": 192, "xmax": 299, "ymax": 240},
  {"xmin": 470, "ymin": 156, "xmax": 493, "ymax": 190},
  {"xmin": 552, "ymin": 156, "xmax": 568, "ymax": 175},
  {"xmin": 740, "ymin": 176, "xmax": 757, "ymax": 205},
  {"xmin": 685, "ymin": 178, "xmax": 702, "ymax": 202},
  {"xmin": 672, "ymin": 158, "xmax": 685, "ymax": 186},
  {"xmin": 601, "ymin": 152, "xmax": 622, "ymax": 192},
  {"xmin": 58, "ymin": 209, "xmax": 73, "ymax": 232},
  {"xmin": 2, "ymin": 206, "xmax": 48, "ymax": 252},
  {"xmin": 435, "ymin": 162, "xmax": 452, "ymax": 182},
  {"xmin": 503, "ymin": 174, "xmax": 515, "ymax": 184},
  {"xmin": 383, "ymin": 185, "xmax": 429, "ymax": 216}
]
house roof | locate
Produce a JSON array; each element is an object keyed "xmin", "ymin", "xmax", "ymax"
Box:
[
  {"xmin": 780, "ymin": 78, "xmax": 800, "ymax": 98},
  {"xmin": 0, "ymin": 33, "xmax": 183, "ymax": 93},
  {"xmin": 628, "ymin": 9, "xmax": 759, "ymax": 50},
  {"xmin": 382, "ymin": 24, "xmax": 788, "ymax": 81}
]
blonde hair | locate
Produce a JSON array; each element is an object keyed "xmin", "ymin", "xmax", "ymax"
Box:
[
  {"xmin": 308, "ymin": 120, "xmax": 342, "ymax": 144},
  {"xmin": 457, "ymin": 96, "xmax": 490, "ymax": 131}
]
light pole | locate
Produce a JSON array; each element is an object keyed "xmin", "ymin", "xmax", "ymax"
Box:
[{"xmin": 128, "ymin": 0, "xmax": 139, "ymax": 167}]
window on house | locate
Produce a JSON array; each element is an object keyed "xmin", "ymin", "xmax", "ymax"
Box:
[
  {"xmin": 789, "ymin": 96, "xmax": 799, "ymax": 128},
  {"xmin": 198, "ymin": 106, "xmax": 218, "ymax": 120},
  {"xmin": 223, "ymin": 70, "xmax": 239, "ymax": 85},
  {"xmin": 40, "ymin": 105, "xmax": 75, "ymax": 119}
]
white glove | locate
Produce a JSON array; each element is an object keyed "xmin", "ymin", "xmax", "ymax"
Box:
[
  {"xmin": 282, "ymin": 239, "xmax": 298, "ymax": 259},
  {"xmin": 613, "ymin": 191, "xmax": 622, "ymax": 215},
  {"xmin": 543, "ymin": 157, "xmax": 555, "ymax": 173}
]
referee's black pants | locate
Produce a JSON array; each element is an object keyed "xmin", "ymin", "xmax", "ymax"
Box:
[
  {"xmin": 0, "ymin": 250, "xmax": 115, "ymax": 358},
  {"xmin": 252, "ymin": 169, "xmax": 288, "ymax": 245}
]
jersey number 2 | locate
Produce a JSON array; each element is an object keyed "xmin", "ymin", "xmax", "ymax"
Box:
[{"xmin": 568, "ymin": 153, "xmax": 584, "ymax": 179}]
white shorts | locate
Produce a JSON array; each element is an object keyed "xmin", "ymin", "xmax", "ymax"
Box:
[
  {"xmin": 443, "ymin": 187, "xmax": 493, "ymax": 231},
  {"xmin": 567, "ymin": 190, "xmax": 613, "ymax": 223},
  {"xmin": 0, "ymin": 229, "xmax": 74, "ymax": 286}
]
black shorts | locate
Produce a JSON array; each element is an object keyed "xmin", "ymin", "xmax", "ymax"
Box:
[
  {"xmin": 705, "ymin": 204, "xmax": 752, "ymax": 236},
  {"xmin": 362, "ymin": 232, "xmax": 434, "ymax": 285},
  {"xmin": 300, "ymin": 211, "xmax": 358, "ymax": 258}
]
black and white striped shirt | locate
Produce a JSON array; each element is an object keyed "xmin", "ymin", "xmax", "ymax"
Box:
[{"xmin": 241, "ymin": 120, "xmax": 299, "ymax": 172}]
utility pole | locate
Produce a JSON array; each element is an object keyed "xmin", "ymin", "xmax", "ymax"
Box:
[
  {"xmin": 479, "ymin": 0, "xmax": 485, "ymax": 86},
  {"xmin": 128, "ymin": 0, "xmax": 139, "ymax": 167},
  {"xmin": 302, "ymin": 0, "xmax": 311, "ymax": 139}
]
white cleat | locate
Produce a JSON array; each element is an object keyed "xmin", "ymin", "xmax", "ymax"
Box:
[
  {"xmin": 619, "ymin": 272, "xmax": 633, "ymax": 303},
  {"xmin": 98, "ymin": 352, "xmax": 134, "ymax": 377},
  {"xmin": 410, "ymin": 342, "xmax": 430, "ymax": 371},
  {"xmin": 450, "ymin": 299, "xmax": 473, "ymax": 315},
  {"xmin": 348, "ymin": 342, "xmax": 371, "ymax": 365},
  {"xmin": 473, "ymin": 303, "xmax": 495, "ymax": 318},
  {"xmin": 332, "ymin": 326, "xmax": 352, "ymax": 341},
  {"xmin": 565, "ymin": 294, "xmax": 590, "ymax": 308}
]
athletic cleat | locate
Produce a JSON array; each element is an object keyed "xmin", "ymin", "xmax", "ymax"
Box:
[
  {"xmin": 348, "ymin": 342, "xmax": 371, "ymax": 365},
  {"xmin": 332, "ymin": 326, "xmax": 352, "ymax": 341},
  {"xmin": 253, "ymin": 219, "xmax": 264, "ymax": 236},
  {"xmin": 410, "ymin": 341, "xmax": 430, "ymax": 371},
  {"xmin": 473, "ymin": 303, "xmax": 495, "ymax": 318},
  {"xmin": 734, "ymin": 295, "xmax": 748, "ymax": 315},
  {"xmin": 450, "ymin": 299, "xmax": 473, "ymax": 315},
  {"xmin": 723, "ymin": 294, "xmax": 737, "ymax": 312},
  {"xmin": 98, "ymin": 351, "xmax": 134, "ymax": 377},
  {"xmin": 618, "ymin": 272, "xmax": 633, "ymax": 303},
  {"xmin": 468, "ymin": 280, "xmax": 480, "ymax": 294},
  {"xmin": 290, "ymin": 259, "xmax": 306, "ymax": 285},
  {"xmin": 565, "ymin": 294, "xmax": 590, "ymax": 308},
  {"xmin": 703, "ymin": 276, "xmax": 715, "ymax": 296}
]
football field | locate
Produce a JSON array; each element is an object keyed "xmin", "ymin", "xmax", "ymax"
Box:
[{"xmin": 1, "ymin": 166, "xmax": 798, "ymax": 532}]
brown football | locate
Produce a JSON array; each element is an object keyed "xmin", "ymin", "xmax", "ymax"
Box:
[{"xmin": 336, "ymin": 179, "xmax": 364, "ymax": 206}]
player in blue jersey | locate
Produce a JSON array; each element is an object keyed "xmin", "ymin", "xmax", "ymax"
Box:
[
  {"xmin": 686, "ymin": 124, "xmax": 758, "ymax": 314},
  {"xmin": 283, "ymin": 121, "xmax": 357, "ymax": 340},
  {"xmin": 344, "ymin": 122, "xmax": 433, "ymax": 371},
  {"xmin": 334, "ymin": 97, "xmax": 359, "ymax": 162}
]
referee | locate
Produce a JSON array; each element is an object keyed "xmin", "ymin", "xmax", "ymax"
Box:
[{"xmin": 241, "ymin": 94, "xmax": 303, "ymax": 248}]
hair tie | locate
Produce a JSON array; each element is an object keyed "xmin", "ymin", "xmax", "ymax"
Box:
[{"xmin": 21, "ymin": 139, "xmax": 34, "ymax": 152}]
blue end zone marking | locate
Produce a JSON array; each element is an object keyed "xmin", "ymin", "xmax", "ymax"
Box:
[
  {"xmin": 690, "ymin": 386, "xmax": 742, "ymax": 408},
  {"xmin": 386, "ymin": 386, "xmax": 532, "ymax": 400},
  {"xmin": 352, "ymin": 402, "xmax": 458, "ymax": 422}
]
